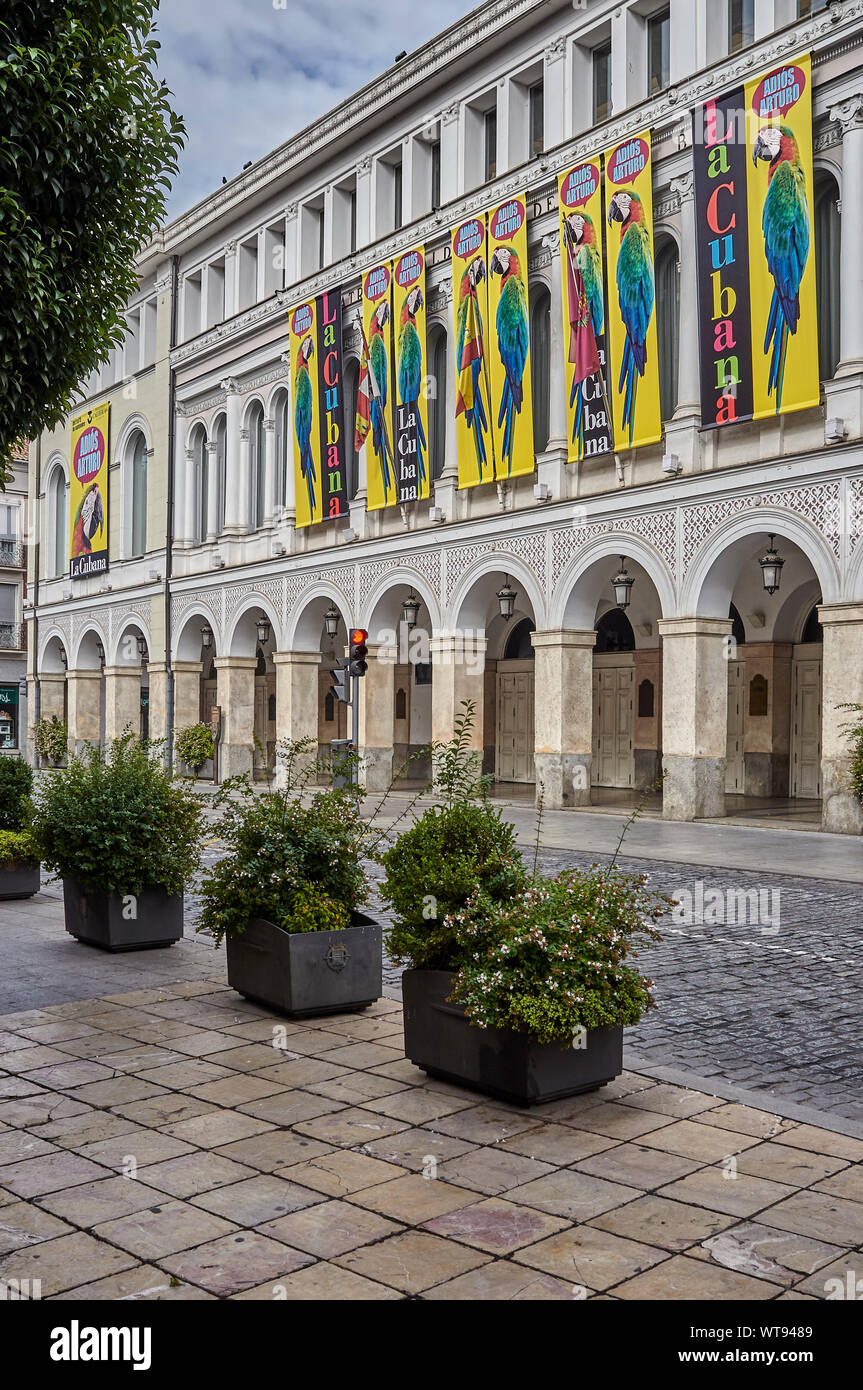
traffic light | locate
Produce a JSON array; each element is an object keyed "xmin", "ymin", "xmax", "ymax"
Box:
[
  {"xmin": 330, "ymin": 658, "xmax": 351, "ymax": 703},
  {"xmin": 349, "ymin": 628, "xmax": 369, "ymax": 677}
]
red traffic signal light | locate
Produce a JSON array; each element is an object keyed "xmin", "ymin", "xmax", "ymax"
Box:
[{"xmin": 349, "ymin": 628, "xmax": 369, "ymax": 677}]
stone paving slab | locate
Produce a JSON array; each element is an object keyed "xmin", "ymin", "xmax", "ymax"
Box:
[{"xmin": 2, "ymin": 973, "xmax": 863, "ymax": 1301}]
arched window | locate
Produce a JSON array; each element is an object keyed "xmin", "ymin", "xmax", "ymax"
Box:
[
  {"xmin": 188, "ymin": 426, "xmax": 206, "ymax": 546},
  {"xmin": 530, "ymin": 288, "xmax": 550, "ymax": 453},
  {"xmin": 656, "ymin": 237, "xmax": 680, "ymax": 422},
  {"xmin": 503, "ymin": 618, "xmax": 535, "ymax": 660},
  {"xmin": 48, "ymin": 465, "xmax": 67, "ymax": 578},
  {"xmin": 248, "ymin": 403, "xmax": 265, "ymax": 529},
  {"xmin": 213, "ymin": 415, "xmax": 227, "ymax": 534},
  {"xmin": 430, "ymin": 328, "xmax": 448, "ymax": 481},
  {"xmin": 273, "ymin": 391, "xmax": 290, "ymax": 509},
  {"xmin": 800, "ymin": 603, "xmax": 824, "ymax": 644},
  {"xmin": 130, "ymin": 430, "xmax": 148, "ymax": 556},
  {"xmin": 729, "ymin": 603, "xmax": 746, "ymax": 647},
  {"xmin": 595, "ymin": 609, "xmax": 635, "ymax": 653},
  {"xmin": 343, "ymin": 360, "xmax": 360, "ymax": 500},
  {"xmin": 815, "ymin": 172, "xmax": 840, "ymax": 381}
]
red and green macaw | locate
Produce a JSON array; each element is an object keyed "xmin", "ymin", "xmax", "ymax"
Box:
[
  {"xmin": 607, "ymin": 190, "xmax": 655, "ymax": 446},
  {"xmin": 397, "ymin": 286, "xmax": 427, "ymax": 485},
  {"xmin": 71, "ymin": 481, "xmax": 104, "ymax": 558},
  {"xmin": 565, "ymin": 211, "xmax": 604, "ymax": 450},
  {"xmin": 293, "ymin": 335, "xmax": 316, "ymax": 517},
  {"xmin": 752, "ymin": 122, "xmax": 810, "ymax": 411},
  {"xmin": 369, "ymin": 299, "xmax": 394, "ymax": 497},
  {"xmin": 490, "ymin": 244, "xmax": 529, "ymax": 475},
  {"xmin": 454, "ymin": 255, "xmax": 489, "ymax": 477}
]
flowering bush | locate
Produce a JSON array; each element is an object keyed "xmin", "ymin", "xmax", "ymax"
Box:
[{"xmin": 448, "ymin": 868, "xmax": 666, "ymax": 1045}]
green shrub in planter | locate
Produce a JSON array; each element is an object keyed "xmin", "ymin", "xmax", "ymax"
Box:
[
  {"xmin": 449, "ymin": 869, "xmax": 666, "ymax": 1045},
  {"xmin": 175, "ymin": 722, "xmax": 214, "ymax": 775},
  {"xmin": 30, "ymin": 733, "xmax": 204, "ymax": 897},
  {"xmin": 0, "ymin": 756, "xmax": 33, "ymax": 830},
  {"xmin": 840, "ymin": 704, "xmax": 863, "ymax": 807},
  {"xmin": 34, "ymin": 716, "xmax": 67, "ymax": 766},
  {"xmin": 0, "ymin": 829, "xmax": 36, "ymax": 867}
]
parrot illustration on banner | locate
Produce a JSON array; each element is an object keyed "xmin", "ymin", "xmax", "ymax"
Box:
[
  {"xmin": 397, "ymin": 285, "xmax": 427, "ymax": 487},
  {"xmin": 607, "ymin": 190, "xmax": 655, "ymax": 446},
  {"xmin": 71, "ymin": 481, "xmax": 104, "ymax": 559},
  {"xmin": 455, "ymin": 255, "xmax": 490, "ymax": 478},
  {"xmin": 489, "ymin": 245, "xmax": 529, "ymax": 476},
  {"xmin": 564, "ymin": 211, "xmax": 604, "ymax": 451},
  {"xmin": 294, "ymin": 335, "xmax": 317, "ymax": 518},
  {"xmin": 369, "ymin": 299, "xmax": 394, "ymax": 497},
  {"xmin": 751, "ymin": 123, "xmax": 810, "ymax": 411}
]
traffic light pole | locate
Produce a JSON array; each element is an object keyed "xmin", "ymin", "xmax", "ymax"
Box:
[{"xmin": 351, "ymin": 675, "xmax": 360, "ymax": 786}]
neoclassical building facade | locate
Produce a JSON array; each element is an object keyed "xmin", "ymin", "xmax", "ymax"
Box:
[{"xmin": 28, "ymin": 0, "xmax": 863, "ymax": 834}]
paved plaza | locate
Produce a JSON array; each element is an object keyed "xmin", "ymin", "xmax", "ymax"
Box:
[{"xmin": 1, "ymin": 813, "xmax": 862, "ymax": 1303}]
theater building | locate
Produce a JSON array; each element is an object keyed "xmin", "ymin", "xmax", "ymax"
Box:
[{"xmin": 27, "ymin": 0, "xmax": 863, "ymax": 833}]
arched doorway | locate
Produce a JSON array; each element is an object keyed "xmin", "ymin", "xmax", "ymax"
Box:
[
  {"xmin": 364, "ymin": 577, "xmax": 437, "ymax": 790},
  {"xmin": 174, "ymin": 610, "xmax": 219, "ymax": 779},
  {"xmin": 496, "ymin": 616, "xmax": 535, "ymax": 785}
]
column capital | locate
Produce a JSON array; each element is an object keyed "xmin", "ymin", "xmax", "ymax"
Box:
[
  {"xmin": 670, "ymin": 170, "xmax": 695, "ymax": 204},
  {"xmin": 658, "ymin": 617, "xmax": 732, "ymax": 638},
  {"xmin": 816, "ymin": 601, "xmax": 863, "ymax": 626},
  {"xmin": 273, "ymin": 650, "xmax": 321, "ymax": 667},
  {"xmin": 442, "ymin": 103, "xmax": 460, "ymax": 126},
  {"xmin": 545, "ymin": 35, "xmax": 566, "ymax": 65},
  {"xmin": 205, "ymin": 440, "xmax": 218, "ymax": 456},
  {"xmin": 531, "ymin": 628, "xmax": 597, "ymax": 650},
  {"xmin": 102, "ymin": 665, "xmax": 142, "ymax": 678},
  {"xmin": 263, "ymin": 417, "xmax": 276, "ymax": 432},
  {"xmin": 220, "ymin": 376, "xmax": 240, "ymax": 395},
  {"xmin": 830, "ymin": 94, "xmax": 863, "ymax": 134},
  {"xmin": 213, "ymin": 655, "xmax": 258, "ymax": 670}
]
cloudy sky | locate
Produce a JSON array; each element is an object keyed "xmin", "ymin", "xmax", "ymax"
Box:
[{"xmin": 155, "ymin": 0, "xmax": 475, "ymax": 218}]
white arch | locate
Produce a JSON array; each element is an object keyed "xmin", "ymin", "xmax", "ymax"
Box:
[
  {"xmin": 363, "ymin": 566, "xmax": 442, "ymax": 634},
  {"xmin": 111, "ymin": 615, "xmax": 153, "ymax": 667},
  {"xmin": 43, "ymin": 452, "xmax": 69, "ymax": 580},
  {"xmin": 286, "ymin": 583, "xmax": 353, "ymax": 650},
  {"xmin": 172, "ymin": 602, "xmax": 222, "ymax": 662},
  {"xmin": 114, "ymin": 411, "xmax": 153, "ymax": 464},
  {"xmin": 225, "ymin": 593, "xmax": 284, "ymax": 657},
  {"xmin": 551, "ymin": 534, "xmax": 676, "ymax": 630},
  {"xmin": 447, "ymin": 553, "xmax": 547, "ymax": 632},
  {"xmin": 117, "ymin": 414, "xmax": 154, "ymax": 559},
  {"xmin": 38, "ymin": 626, "xmax": 70, "ymax": 672},
  {"xmin": 184, "ymin": 417, "xmax": 208, "ymax": 451},
  {"xmin": 681, "ymin": 509, "xmax": 841, "ymax": 616},
  {"xmin": 266, "ymin": 380, "xmax": 290, "ymax": 416},
  {"xmin": 72, "ymin": 621, "xmax": 108, "ymax": 671},
  {"xmin": 241, "ymin": 394, "xmax": 266, "ymax": 428}
]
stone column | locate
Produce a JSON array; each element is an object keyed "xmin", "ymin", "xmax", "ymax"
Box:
[
  {"xmin": 205, "ymin": 441, "xmax": 220, "ymax": 541},
  {"xmin": 65, "ymin": 670, "xmax": 102, "ymax": 756},
  {"xmin": 359, "ymin": 643, "xmax": 395, "ymax": 792},
  {"xmin": 182, "ymin": 444, "xmax": 197, "ymax": 546},
  {"xmin": 440, "ymin": 104, "xmax": 461, "ymax": 204},
  {"xmin": 173, "ymin": 661, "xmax": 204, "ymax": 734},
  {"xmin": 146, "ymin": 662, "xmax": 169, "ymax": 748},
  {"xmin": 221, "ymin": 379, "xmax": 242, "ymax": 534},
  {"xmin": 830, "ymin": 95, "xmax": 863, "ymax": 377},
  {"xmin": 659, "ymin": 617, "xmax": 732, "ymax": 820},
  {"xmin": 544, "ymin": 37, "xmax": 566, "ymax": 147},
  {"xmin": 237, "ymin": 427, "xmax": 251, "ymax": 533},
  {"xmin": 215, "ymin": 656, "xmax": 256, "ymax": 780},
  {"xmin": 38, "ymin": 672, "xmax": 67, "ymax": 722},
  {"xmin": 274, "ymin": 650, "xmax": 320, "ymax": 783},
  {"xmin": 532, "ymin": 630, "xmax": 596, "ymax": 808},
  {"xmin": 263, "ymin": 416, "xmax": 277, "ymax": 527},
  {"xmin": 818, "ymin": 602, "xmax": 863, "ymax": 835},
  {"xmin": 103, "ymin": 667, "xmax": 142, "ymax": 742},
  {"xmin": 223, "ymin": 241, "xmax": 238, "ymax": 317},
  {"xmin": 430, "ymin": 634, "xmax": 487, "ymax": 753},
  {"xmin": 284, "ymin": 203, "xmax": 299, "ymax": 284}
]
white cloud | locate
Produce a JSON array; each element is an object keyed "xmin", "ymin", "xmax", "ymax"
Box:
[{"xmin": 154, "ymin": 0, "xmax": 473, "ymax": 217}]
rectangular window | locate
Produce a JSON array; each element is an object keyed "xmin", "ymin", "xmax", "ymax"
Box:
[
  {"xmin": 430, "ymin": 139, "xmax": 441, "ymax": 210},
  {"xmin": 349, "ymin": 188, "xmax": 357, "ymax": 253},
  {"xmin": 729, "ymin": 0, "xmax": 754, "ymax": 52},
  {"xmin": 0, "ymin": 685, "xmax": 19, "ymax": 749},
  {"xmin": 529, "ymin": 80, "xmax": 544, "ymax": 157},
  {"xmin": 0, "ymin": 503, "xmax": 18, "ymax": 539},
  {"xmin": 484, "ymin": 108, "xmax": 497, "ymax": 182},
  {"xmin": 317, "ymin": 208, "xmax": 325, "ymax": 269},
  {"xmin": 393, "ymin": 159, "xmax": 403, "ymax": 232},
  {"xmin": 648, "ymin": 8, "xmax": 670, "ymax": 95},
  {"xmin": 592, "ymin": 42, "xmax": 612, "ymax": 124}
]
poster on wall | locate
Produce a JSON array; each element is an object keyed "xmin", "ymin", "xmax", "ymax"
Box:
[
  {"xmin": 392, "ymin": 246, "xmax": 430, "ymax": 504},
  {"xmin": 486, "ymin": 197, "xmax": 534, "ymax": 480},
  {"xmin": 70, "ymin": 400, "xmax": 110, "ymax": 578},
  {"xmin": 603, "ymin": 131, "xmax": 662, "ymax": 450},
  {"xmin": 361, "ymin": 262, "xmax": 397, "ymax": 512},
  {"xmin": 290, "ymin": 292, "xmax": 349, "ymax": 528},
  {"xmin": 745, "ymin": 53, "xmax": 818, "ymax": 421},
  {"xmin": 451, "ymin": 214, "xmax": 495, "ymax": 489},
  {"xmin": 557, "ymin": 161, "xmax": 612, "ymax": 463},
  {"xmin": 693, "ymin": 86, "xmax": 755, "ymax": 427}
]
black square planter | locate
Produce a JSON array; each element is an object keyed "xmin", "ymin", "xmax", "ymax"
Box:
[
  {"xmin": 226, "ymin": 911, "xmax": 382, "ymax": 1018},
  {"xmin": 63, "ymin": 878, "xmax": 183, "ymax": 951},
  {"xmin": 0, "ymin": 861, "xmax": 41, "ymax": 900},
  {"xmin": 402, "ymin": 968, "xmax": 623, "ymax": 1107}
]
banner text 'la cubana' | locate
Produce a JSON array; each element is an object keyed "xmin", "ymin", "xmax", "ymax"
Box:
[
  {"xmin": 603, "ymin": 131, "xmax": 662, "ymax": 451},
  {"xmin": 290, "ymin": 293, "xmax": 349, "ymax": 528},
  {"xmin": 362, "ymin": 262, "xmax": 397, "ymax": 512},
  {"xmin": 557, "ymin": 161, "xmax": 612, "ymax": 464},
  {"xmin": 745, "ymin": 53, "xmax": 818, "ymax": 421},
  {"xmin": 392, "ymin": 246, "xmax": 430, "ymax": 504},
  {"xmin": 486, "ymin": 198, "xmax": 534, "ymax": 480},
  {"xmin": 451, "ymin": 214, "xmax": 495, "ymax": 490},
  {"xmin": 70, "ymin": 401, "xmax": 110, "ymax": 578}
]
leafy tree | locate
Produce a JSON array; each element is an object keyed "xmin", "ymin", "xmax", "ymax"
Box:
[{"xmin": 0, "ymin": 0, "xmax": 185, "ymax": 483}]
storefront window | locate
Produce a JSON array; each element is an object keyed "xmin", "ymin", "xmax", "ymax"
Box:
[{"xmin": 0, "ymin": 685, "xmax": 19, "ymax": 749}]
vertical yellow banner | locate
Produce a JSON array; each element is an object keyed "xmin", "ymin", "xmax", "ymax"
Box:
[
  {"xmin": 393, "ymin": 246, "xmax": 430, "ymax": 503},
  {"xmin": 290, "ymin": 301, "xmax": 322, "ymax": 529},
  {"xmin": 487, "ymin": 198, "xmax": 534, "ymax": 480},
  {"xmin": 362, "ymin": 262, "xmax": 396, "ymax": 512},
  {"xmin": 557, "ymin": 162, "xmax": 611, "ymax": 464},
  {"xmin": 70, "ymin": 401, "xmax": 110, "ymax": 578},
  {"xmin": 604, "ymin": 131, "xmax": 662, "ymax": 449},
  {"xmin": 745, "ymin": 54, "xmax": 818, "ymax": 419},
  {"xmin": 451, "ymin": 215, "xmax": 494, "ymax": 489}
]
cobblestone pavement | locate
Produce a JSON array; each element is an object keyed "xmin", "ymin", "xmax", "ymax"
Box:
[{"xmin": 2, "ymin": 978, "xmax": 863, "ymax": 1301}]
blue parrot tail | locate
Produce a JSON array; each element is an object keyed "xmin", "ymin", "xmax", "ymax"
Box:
[
  {"xmin": 497, "ymin": 381, "xmax": 516, "ymax": 474},
  {"xmin": 414, "ymin": 402, "xmax": 427, "ymax": 482},
  {"xmin": 619, "ymin": 340, "xmax": 639, "ymax": 446},
  {"xmin": 764, "ymin": 290, "xmax": 789, "ymax": 409},
  {"xmin": 573, "ymin": 379, "xmax": 586, "ymax": 452}
]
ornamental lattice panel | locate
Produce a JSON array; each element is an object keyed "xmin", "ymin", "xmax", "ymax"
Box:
[
  {"xmin": 682, "ymin": 482, "xmax": 842, "ymax": 571},
  {"xmin": 550, "ymin": 510, "xmax": 676, "ymax": 590},
  {"xmin": 444, "ymin": 532, "xmax": 546, "ymax": 602},
  {"xmin": 358, "ymin": 551, "xmax": 443, "ymax": 606}
]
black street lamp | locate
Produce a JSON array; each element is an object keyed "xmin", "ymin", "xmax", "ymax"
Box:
[
  {"xmin": 402, "ymin": 592, "xmax": 421, "ymax": 629},
  {"xmin": 256, "ymin": 617, "xmax": 271, "ymax": 646},
  {"xmin": 759, "ymin": 535, "xmax": 785, "ymax": 596},
  {"xmin": 612, "ymin": 557, "xmax": 635, "ymax": 610},
  {"xmin": 323, "ymin": 604, "xmax": 340, "ymax": 639},
  {"xmin": 496, "ymin": 575, "xmax": 517, "ymax": 621},
  {"xmin": 201, "ymin": 625, "xmax": 213, "ymax": 650}
]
